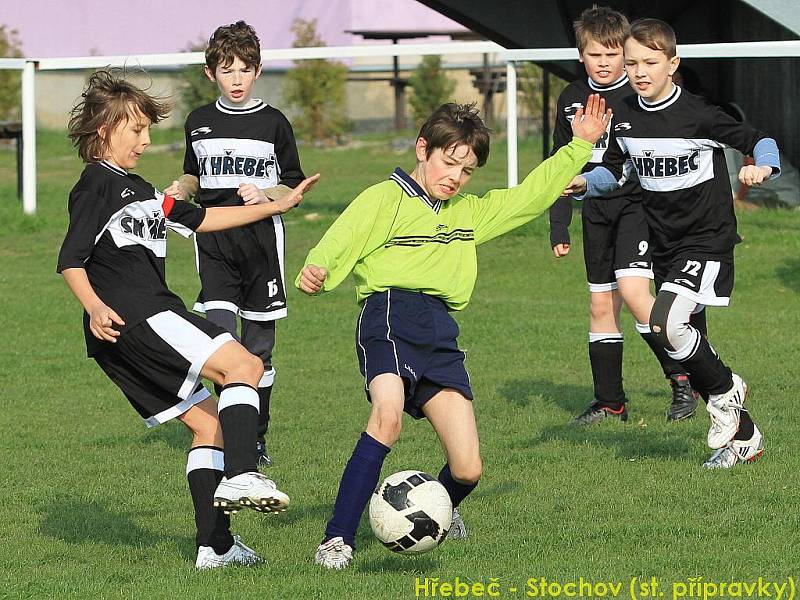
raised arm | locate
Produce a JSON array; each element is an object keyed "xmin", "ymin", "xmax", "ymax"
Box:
[
  {"xmin": 469, "ymin": 94, "xmax": 611, "ymax": 245},
  {"xmin": 196, "ymin": 174, "xmax": 319, "ymax": 232}
]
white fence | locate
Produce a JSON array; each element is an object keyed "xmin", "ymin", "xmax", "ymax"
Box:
[{"xmin": 5, "ymin": 39, "xmax": 800, "ymax": 214}]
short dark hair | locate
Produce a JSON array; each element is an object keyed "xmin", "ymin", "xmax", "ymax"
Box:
[
  {"xmin": 417, "ymin": 103, "xmax": 491, "ymax": 167},
  {"xmin": 205, "ymin": 20, "xmax": 261, "ymax": 72},
  {"xmin": 574, "ymin": 6, "xmax": 630, "ymax": 52},
  {"xmin": 68, "ymin": 70, "xmax": 170, "ymax": 163},
  {"xmin": 629, "ymin": 18, "xmax": 677, "ymax": 59}
]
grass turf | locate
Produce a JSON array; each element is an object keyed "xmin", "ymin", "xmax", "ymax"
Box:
[{"xmin": 1, "ymin": 128, "xmax": 799, "ymax": 599}]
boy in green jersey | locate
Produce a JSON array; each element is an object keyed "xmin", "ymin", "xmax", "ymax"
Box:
[{"xmin": 298, "ymin": 97, "xmax": 610, "ymax": 569}]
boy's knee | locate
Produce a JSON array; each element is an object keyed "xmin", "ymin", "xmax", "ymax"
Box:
[
  {"xmin": 450, "ymin": 460, "xmax": 482, "ymax": 485},
  {"xmin": 589, "ymin": 295, "xmax": 614, "ymax": 321},
  {"xmin": 369, "ymin": 411, "xmax": 403, "ymax": 446},
  {"xmin": 245, "ymin": 352, "xmax": 265, "ymax": 379}
]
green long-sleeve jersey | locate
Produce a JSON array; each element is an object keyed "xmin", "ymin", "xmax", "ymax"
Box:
[{"xmin": 296, "ymin": 137, "xmax": 593, "ymax": 310}]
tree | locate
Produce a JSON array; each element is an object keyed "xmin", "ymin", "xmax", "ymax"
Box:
[
  {"xmin": 0, "ymin": 25, "xmax": 23, "ymax": 120},
  {"xmin": 408, "ymin": 55, "xmax": 456, "ymax": 128},
  {"xmin": 178, "ymin": 40, "xmax": 218, "ymax": 115},
  {"xmin": 517, "ymin": 62, "xmax": 568, "ymax": 135},
  {"xmin": 282, "ymin": 19, "xmax": 349, "ymax": 144}
]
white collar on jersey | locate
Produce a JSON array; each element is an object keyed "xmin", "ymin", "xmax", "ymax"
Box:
[
  {"xmin": 215, "ymin": 97, "xmax": 267, "ymax": 115},
  {"xmin": 588, "ymin": 73, "xmax": 629, "ymax": 92},
  {"xmin": 389, "ymin": 167, "xmax": 443, "ymax": 214},
  {"xmin": 100, "ymin": 160, "xmax": 127, "ymax": 176},
  {"xmin": 638, "ymin": 84, "xmax": 682, "ymax": 112}
]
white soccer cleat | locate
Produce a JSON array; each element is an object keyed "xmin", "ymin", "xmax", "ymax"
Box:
[
  {"xmin": 706, "ymin": 373, "xmax": 748, "ymax": 449},
  {"xmin": 213, "ymin": 472, "xmax": 290, "ymax": 514},
  {"xmin": 195, "ymin": 536, "xmax": 264, "ymax": 569},
  {"xmin": 447, "ymin": 507, "xmax": 467, "ymax": 540},
  {"xmin": 314, "ymin": 537, "xmax": 354, "ymax": 570},
  {"xmin": 703, "ymin": 424, "xmax": 764, "ymax": 469}
]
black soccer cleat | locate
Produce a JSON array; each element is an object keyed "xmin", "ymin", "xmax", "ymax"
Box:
[
  {"xmin": 666, "ymin": 374, "xmax": 699, "ymax": 421},
  {"xmin": 571, "ymin": 401, "xmax": 628, "ymax": 426},
  {"xmin": 256, "ymin": 438, "xmax": 273, "ymax": 468}
]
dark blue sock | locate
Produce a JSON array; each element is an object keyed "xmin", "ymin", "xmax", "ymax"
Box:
[
  {"xmin": 437, "ymin": 464, "xmax": 478, "ymax": 508},
  {"xmin": 324, "ymin": 432, "xmax": 390, "ymax": 548}
]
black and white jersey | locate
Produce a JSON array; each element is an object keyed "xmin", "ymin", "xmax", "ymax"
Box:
[
  {"xmin": 57, "ymin": 161, "xmax": 206, "ymax": 356},
  {"xmin": 183, "ymin": 99, "xmax": 305, "ymax": 207},
  {"xmin": 603, "ymin": 85, "xmax": 770, "ymax": 259},
  {"xmin": 550, "ymin": 75, "xmax": 639, "ymax": 245}
]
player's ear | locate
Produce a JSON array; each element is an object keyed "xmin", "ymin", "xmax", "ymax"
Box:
[
  {"xmin": 204, "ymin": 66, "xmax": 216, "ymax": 83},
  {"xmin": 668, "ymin": 56, "xmax": 680, "ymax": 76},
  {"xmin": 255, "ymin": 65, "xmax": 263, "ymax": 79},
  {"xmin": 415, "ymin": 137, "xmax": 428, "ymax": 163},
  {"xmin": 97, "ymin": 124, "xmax": 108, "ymax": 142}
]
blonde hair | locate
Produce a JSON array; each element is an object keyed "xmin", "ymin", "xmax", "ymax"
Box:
[
  {"xmin": 68, "ymin": 70, "xmax": 170, "ymax": 163},
  {"xmin": 574, "ymin": 6, "xmax": 630, "ymax": 52},
  {"xmin": 629, "ymin": 18, "xmax": 677, "ymax": 59}
]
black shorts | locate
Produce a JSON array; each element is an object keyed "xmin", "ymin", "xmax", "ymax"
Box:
[
  {"xmin": 356, "ymin": 289, "xmax": 473, "ymax": 420},
  {"xmin": 582, "ymin": 195, "xmax": 654, "ymax": 292},
  {"xmin": 193, "ymin": 216, "xmax": 287, "ymax": 321},
  {"xmin": 655, "ymin": 253, "xmax": 734, "ymax": 307},
  {"xmin": 94, "ymin": 309, "xmax": 234, "ymax": 427}
]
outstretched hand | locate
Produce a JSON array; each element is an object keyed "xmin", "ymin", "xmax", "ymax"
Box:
[
  {"xmin": 273, "ymin": 174, "xmax": 321, "ymax": 214},
  {"xmin": 571, "ymin": 94, "xmax": 612, "ymax": 145}
]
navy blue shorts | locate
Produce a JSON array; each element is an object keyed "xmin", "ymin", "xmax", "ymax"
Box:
[{"xmin": 355, "ymin": 289, "xmax": 472, "ymax": 419}]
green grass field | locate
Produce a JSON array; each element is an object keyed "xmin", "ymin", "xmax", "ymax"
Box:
[{"xmin": 1, "ymin": 129, "xmax": 799, "ymax": 600}]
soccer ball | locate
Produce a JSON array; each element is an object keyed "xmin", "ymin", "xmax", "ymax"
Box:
[{"xmin": 369, "ymin": 470, "xmax": 453, "ymax": 554}]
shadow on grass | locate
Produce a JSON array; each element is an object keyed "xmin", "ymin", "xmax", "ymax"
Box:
[
  {"xmin": 357, "ymin": 552, "xmax": 439, "ymax": 574},
  {"xmin": 776, "ymin": 258, "xmax": 800, "ymax": 293},
  {"xmin": 499, "ymin": 378, "xmax": 695, "ymax": 459},
  {"xmin": 520, "ymin": 422, "xmax": 693, "ymax": 460},
  {"xmin": 141, "ymin": 421, "xmax": 192, "ymax": 451},
  {"xmin": 498, "ymin": 378, "xmax": 592, "ymax": 413},
  {"xmin": 36, "ymin": 499, "xmax": 178, "ymax": 548}
]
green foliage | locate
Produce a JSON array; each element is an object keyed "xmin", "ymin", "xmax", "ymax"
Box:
[
  {"xmin": 178, "ymin": 40, "xmax": 218, "ymax": 114},
  {"xmin": 517, "ymin": 62, "xmax": 568, "ymax": 134},
  {"xmin": 282, "ymin": 19, "xmax": 349, "ymax": 143},
  {"xmin": 408, "ymin": 55, "xmax": 456, "ymax": 127},
  {"xmin": 0, "ymin": 25, "xmax": 23, "ymax": 120}
]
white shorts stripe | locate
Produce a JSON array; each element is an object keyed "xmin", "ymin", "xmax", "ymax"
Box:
[
  {"xmin": 615, "ymin": 267, "xmax": 654, "ymax": 280},
  {"xmin": 144, "ymin": 385, "xmax": 211, "ymax": 428},
  {"xmin": 239, "ymin": 307, "xmax": 288, "ymax": 321},
  {"xmin": 386, "ymin": 289, "xmax": 400, "ymax": 376},
  {"xmin": 661, "ymin": 259, "xmax": 729, "ymax": 307},
  {"xmin": 588, "ymin": 281, "xmax": 619, "ymax": 293},
  {"xmin": 145, "ymin": 310, "xmax": 234, "ymax": 400},
  {"xmin": 186, "ymin": 447, "xmax": 225, "ymax": 474},
  {"xmin": 196, "ymin": 300, "xmax": 240, "ymax": 314},
  {"xmin": 357, "ymin": 298, "xmax": 369, "ymax": 390}
]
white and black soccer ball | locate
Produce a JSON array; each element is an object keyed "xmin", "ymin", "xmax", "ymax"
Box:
[{"xmin": 369, "ymin": 470, "xmax": 453, "ymax": 555}]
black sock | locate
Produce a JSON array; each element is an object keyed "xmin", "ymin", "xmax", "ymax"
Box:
[
  {"xmin": 325, "ymin": 432, "xmax": 390, "ymax": 549},
  {"xmin": 636, "ymin": 322, "xmax": 685, "ymax": 377},
  {"xmin": 589, "ymin": 334, "xmax": 625, "ymax": 408},
  {"xmin": 676, "ymin": 336, "xmax": 732, "ymax": 397},
  {"xmin": 257, "ymin": 385, "xmax": 272, "ymax": 441},
  {"xmin": 437, "ymin": 464, "xmax": 478, "ymax": 509},
  {"xmin": 690, "ymin": 309, "xmax": 708, "ymax": 339},
  {"xmin": 187, "ymin": 446, "xmax": 233, "ymax": 554},
  {"xmin": 218, "ymin": 383, "xmax": 259, "ymax": 477}
]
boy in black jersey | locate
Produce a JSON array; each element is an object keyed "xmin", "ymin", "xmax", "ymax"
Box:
[
  {"xmin": 574, "ymin": 19, "xmax": 780, "ymax": 468},
  {"xmin": 549, "ymin": 6, "xmax": 698, "ymax": 426},
  {"xmin": 58, "ymin": 71, "xmax": 317, "ymax": 567},
  {"xmin": 166, "ymin": 21, "xmax": 305, "ymax": 468}
]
